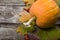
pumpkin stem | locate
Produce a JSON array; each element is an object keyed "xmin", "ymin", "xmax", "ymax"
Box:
[{"xmin": 23, "ymin": 16, "xmax": 35, "ymax": 27}]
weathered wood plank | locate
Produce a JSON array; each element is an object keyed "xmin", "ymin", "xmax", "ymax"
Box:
[
  {"xmin": 0, "ymin": 0, "xmax": 24, "ymax": 5},
  {"xmin": 0, "ymin": 6, "xmax": 24, "ymax": 23}
]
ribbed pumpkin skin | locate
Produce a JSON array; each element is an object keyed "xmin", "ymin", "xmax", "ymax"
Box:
[{"xmin": 30, "ymin": 0, "xmax": 59, "ymax": 28}]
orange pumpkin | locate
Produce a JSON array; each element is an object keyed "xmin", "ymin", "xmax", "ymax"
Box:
[{"xmin": 30, "ymin": 0, "xmax": 59, "ymax": 28}]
